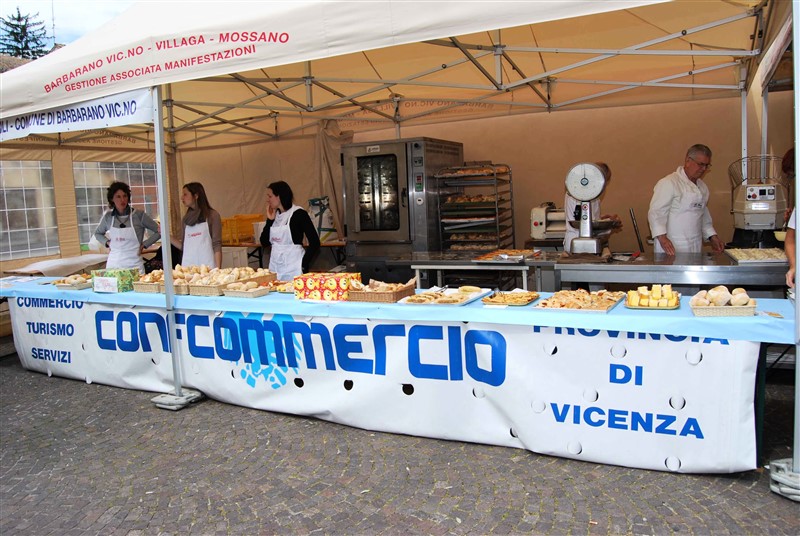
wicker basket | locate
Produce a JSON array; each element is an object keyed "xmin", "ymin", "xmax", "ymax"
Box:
[
  {"xmin": 347, "ymin": 285, "xmax": 415, "ymax": 303},
  {"xmin": 160, "ymin": 283, "xmax": 190, "ymax": 295},
  {"xmin": 222, "ymin": 287, "xmax": 270, "ymax": 298},
  {"xmin": 690, "ymin": 304, "xmax": 756, "ymax": 317},
  {"xmin": 133, "ymin": 281, "xmax": 162, "ymax": 293},
  {"xmin": 189, "ymin": 283, "xmax": 227, "ymax": 296},
  {"xmin": 248, "ymin": 272, "xmax": 277, "ymax": 285}
]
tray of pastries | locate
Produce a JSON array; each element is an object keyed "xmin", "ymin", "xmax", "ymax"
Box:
[
  {"xmin": 52, "ymin": 274, "xmax": 93, "ymax": 289},
  {"xmin": 725, "ymin": 248, "xmax": 787, "ymax": 264},
  {"xmin": 482, "ymin": 290, "xmax": 540, "ymax": 306},
  {"xmin": 536, "ymin": 289, "xmax": 626, "ymax": 312},
  {"xmin": 625, "ymin": 284, "xmax": 680, "ymax": 309},
  {"xmin": 399, "ymin": 286, "xmax": 489, "ymax": 306},
  {"xmin": 472, "ymin": 249, "xmax": 537, "ymax": 263},
  {"xmin": 264, "ymin": 280, "xmax": 294, "ymax": 293}
]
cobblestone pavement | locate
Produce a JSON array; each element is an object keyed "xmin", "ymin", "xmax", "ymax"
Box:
[{"xmin": 1, "ymin": 353, "xmax": 797, "ymax": 536}]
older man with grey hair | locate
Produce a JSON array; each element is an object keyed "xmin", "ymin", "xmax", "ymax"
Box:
[{"xmin": 648, "ymin": 144, "xmax": 725, "ymax": 256}]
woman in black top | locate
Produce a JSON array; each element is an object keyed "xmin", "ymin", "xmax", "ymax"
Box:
[{"xmin": 259, "ymin": 180, "xmax": 320, "ymax": 279}]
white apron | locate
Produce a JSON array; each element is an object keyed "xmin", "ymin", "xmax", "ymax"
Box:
[
  {"xmin": 106, "ymin": 224, "xmax": 145, "ymax": 273},
  {"xmin": 268, "ymin": 205, "xmax": 305, "ymax": 280},
  {"xmin": 182, "ymin": 221, "xmax": 217, "ymax": 268},
  {"xmin": 654, "ymin": 181, "xmax": 705, "ymax": 254}
]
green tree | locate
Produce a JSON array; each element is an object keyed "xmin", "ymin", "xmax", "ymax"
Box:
[{"xmin": 0, "ymin": 7, "xmax": 49, "ymax": 59}]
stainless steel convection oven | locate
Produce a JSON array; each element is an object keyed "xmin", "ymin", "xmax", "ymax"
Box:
[{"xmin": 342, "ymin": 138, "xmax": 464, "ymax": 283}]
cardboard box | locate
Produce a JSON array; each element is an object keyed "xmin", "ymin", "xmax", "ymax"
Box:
[
  {"xmin": 91, "ymin": 268, "xmax": 140, "ymax": 293},
  {"xmin": 293, "ymin": 272, "xmax": 361, "ymax": 301}
]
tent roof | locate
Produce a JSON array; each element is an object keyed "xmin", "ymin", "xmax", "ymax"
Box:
[{"xmin": 0, "ymin": 0, "xmax": 777, "ymax": 149}]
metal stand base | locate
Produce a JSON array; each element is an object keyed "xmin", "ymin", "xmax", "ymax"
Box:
[
  {"xmin": 769, "ymin": 459, "xmax": 800, "ymax": 502},
  {"xmin": 151, "ymin": 388, "xmax": 205, "ymax": 411}
]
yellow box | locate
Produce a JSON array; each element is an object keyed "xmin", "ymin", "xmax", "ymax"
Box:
[{"xmin": 293, "ymin": 272, "xmax": 361, "ymax": 301}]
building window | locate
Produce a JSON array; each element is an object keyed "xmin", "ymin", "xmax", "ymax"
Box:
[
  {"xmin": 73, "ymin": 161, "xmax": 159, "ymax": 245},
  {"xmin": 0, "ymin": 160, "xmax": 59, "ymax": 261}
]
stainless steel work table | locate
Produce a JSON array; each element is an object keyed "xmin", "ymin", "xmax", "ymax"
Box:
[
  {"xmin": 387, "ymin": 252, "xmax": 531, "ymax": 289},
  {"xmin": 553, "ymin": 252, "xmax": 788, "ymax": 289}
]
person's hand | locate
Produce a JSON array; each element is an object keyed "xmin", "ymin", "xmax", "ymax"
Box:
[
  {"xmin": 787, "ymin": 267, "xmax": 795, "ymax": 288},
  {"xmin": 266, "ymin": 204, "xmax": 276, "ymax": 220},
  {"xmin": 657, "ymin": 235, "xmax": 675, "ymax": 256},
  {"xmin": 709, "ymin": 234, "xmax": 725, "ymax": 253}
]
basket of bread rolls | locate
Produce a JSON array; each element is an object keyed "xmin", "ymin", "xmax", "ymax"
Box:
[{"xmin": 689, "ymin": 286, "xmax": 756, "ymax": 316}]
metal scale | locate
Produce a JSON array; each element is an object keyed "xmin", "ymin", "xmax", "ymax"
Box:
[{"xmin": 565, "ymin": 163, "xmax": 612, "ymax": 255}]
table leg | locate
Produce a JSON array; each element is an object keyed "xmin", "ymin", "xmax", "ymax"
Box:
[
  {"xmin": 522, "ymin": 268, "xmax": 528, "ymax": 290},
  {"xmin": 755, "ymin": 343, "xmax": 767, "ymax": 466}
]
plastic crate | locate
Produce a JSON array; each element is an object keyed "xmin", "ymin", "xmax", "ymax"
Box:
[{"xmin": 222, "ymin": 214, "xmax": 264, "ymax": 244}]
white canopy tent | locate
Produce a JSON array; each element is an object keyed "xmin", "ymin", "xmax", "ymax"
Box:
[
  {"xmin": 0, "ymin": 0, "xmax": 778, "ymax": 149},
  {"xmin": 0, "ymin": 0, "xmax": 797, "ymax": 485}
]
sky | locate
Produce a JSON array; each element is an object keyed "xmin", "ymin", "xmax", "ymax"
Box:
[{"xmin": 6, "ymin": 0, "xmax": 135, "ymax": 47}]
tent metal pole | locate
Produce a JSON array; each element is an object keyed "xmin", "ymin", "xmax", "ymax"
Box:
[
  {"xmin": 760, "ymin": 89, "xmax": 768, "ymax": 155},
  {"xmin": 153, "ymin": 85, "xmax": 184, "ymax": 398},
  {"xmin": 792, "ymin": 0, "xmax": 799, "ymax": 474},
  {"xmin": 740, "ymin": 68, "xmax": 747, "ymax": 162}
]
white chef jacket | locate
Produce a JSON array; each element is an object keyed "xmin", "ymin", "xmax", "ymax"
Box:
[{"xmin": 648, "ymin": 166, "xmax": 717, "ymax": 253}]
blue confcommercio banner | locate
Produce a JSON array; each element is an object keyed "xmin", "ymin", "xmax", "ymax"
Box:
[{"xmin": 9, "ymin": 297, "xmax": 759, "ymax": 474}]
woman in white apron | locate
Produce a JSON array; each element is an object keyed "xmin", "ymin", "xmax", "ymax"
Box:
[
  {"xmin": 93, "ymin": 181, "xmax": 161, "ymax": 274},
  {"xmin": 171, "ymin": 182, "xmax": 222, "ymax": 268},
  {"xmin": 260, "ymin": 181, "xmax": 320, "ymax": 280}
]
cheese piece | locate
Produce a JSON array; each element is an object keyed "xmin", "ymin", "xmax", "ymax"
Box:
[
  {"xmin": 640, "ymin": 297, "xmax": 649, "ymax": 307},
  {"xmin": 658, "ymin": 298, "xmax": 668, "ymax": 307},
  {"xmin": 637, "ymin": 286, "xmax": 648, "ymax": 294},
  {"xmin": 651, "ymin": 284, "xmax": 662, "ymax": 300},
  {"xmin": 627, "ymin": 290, "xmax": 640, "ymax": 307},
  {"xmin": 663, "ymin": 284, "xmax": 673, "ymax": 300},
  {"xmin": 667, "ymin": 295, "xmax": 678, "ymax": 307},
  {"xmin": 648, "ymin": 297, "xmax": 659, "ymax": 307}
]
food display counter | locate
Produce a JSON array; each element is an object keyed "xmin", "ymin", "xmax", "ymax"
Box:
[
  {"xmin": 554, "ymin": 252, "xmax": 788, "ymax": 290},
  {"xmin": 0, "ymin": 277, "xmax": 793, "ymax": 474},
  {"xmin": 389, "ymin": 251, "xmax": 789, "ymax": 294}
]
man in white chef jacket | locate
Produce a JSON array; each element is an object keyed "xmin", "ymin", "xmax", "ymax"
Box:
[{"xmin": 648, "ymin": 144, "xmax": 725, "ymax": 256}]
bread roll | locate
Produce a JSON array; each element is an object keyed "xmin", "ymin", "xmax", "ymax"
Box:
[
  {"xmin": 732, "ymin": 287, "xmax": 747, "ymax": 295},
  {"xmin": 707, "ymin": 287, "xmax": 732, "ymax": 306},
  {"xmin": 710, "ymin": 285, "xmax": 730, "ymax": 294},
  {"xmin": 690, "ymin": 296, "xmax": 710, "ymax": 307},
  {"xmin": 692, "ymin": 290, "xmax": 708, "ymax": 300}
]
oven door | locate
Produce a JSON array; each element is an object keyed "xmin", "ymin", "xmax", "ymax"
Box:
[{"xmin": 343, "ymin": 143, "xmax": 410, "ymax": 243}]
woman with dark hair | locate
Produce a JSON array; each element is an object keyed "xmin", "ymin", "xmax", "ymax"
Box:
[
  {"xmin": 171, "ymin": 182, "xmax": 222, "ymax": 268},
  {"xmin": 260, "ymin": 180, "xmax": 320, "ymax": 279},
  {"xmin": 94, "ymin": 181, "xmax": 161, "ymax": 273}
]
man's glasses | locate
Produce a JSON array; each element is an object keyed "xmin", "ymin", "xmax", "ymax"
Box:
[{"xmin": 689, "ymin": 156, "xmax": 712, "ymax": 169}]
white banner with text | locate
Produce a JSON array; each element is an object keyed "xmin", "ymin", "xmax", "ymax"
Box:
[
  {"xmin": 9, "ymin": 298, "xmax": 758, "ymax": 473},
  {"xmin": 0, "ymin": 88, "xmax": 152, "ymax": 142}
]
